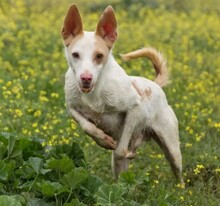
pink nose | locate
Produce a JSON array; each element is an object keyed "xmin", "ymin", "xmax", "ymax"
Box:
[{"xmin": 80, "ymin": 73, "xmax": 93, "ymax": 84}]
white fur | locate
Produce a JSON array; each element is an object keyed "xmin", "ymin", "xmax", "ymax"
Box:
[{"xmin": 63, "ymin": 5, "xmax": 183, "ymax": 184}]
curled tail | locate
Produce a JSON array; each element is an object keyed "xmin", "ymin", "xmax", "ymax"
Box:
[{"xmin": 121, "ymin": 47, "xmax": 170, "ymax": 87}]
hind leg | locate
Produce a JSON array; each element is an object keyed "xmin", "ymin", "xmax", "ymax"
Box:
[
  {"xmin": 111, "ymin": 151, "xmax": 130, "ymax": 179},
  {"xmin": 152, "ymin": 108, "xmax": 184, "ymax": 184}
]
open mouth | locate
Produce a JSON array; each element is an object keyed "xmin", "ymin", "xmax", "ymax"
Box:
[{"xmin": 80, "ymin": 84, "xmax": 94, "ymax": 94}]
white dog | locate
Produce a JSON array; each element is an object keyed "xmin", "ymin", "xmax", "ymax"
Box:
[{"xmin": 62, "ymin": 5, "xmax": 183, "ymax": 184}]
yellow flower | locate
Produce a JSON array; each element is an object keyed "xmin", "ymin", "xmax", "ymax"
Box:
[
  {"xmin": 34, "ymin": 110, "xmax": 42, "ymax": 117},
  {"xmin": 214, "ymin": 122, "xmax": 220, "ymax": 128},
  {"xmin": 15, "ymin": 109, "xmax": 23, "ymax": 117},
  {"xmin": 215, "ymin": 168, "xmax": 220, "ymax": 173},
  {"xmin": 6, "ymin": 81, "xmax": 12, "ymax": 87},
  {"xmin": 185, "ymin": 143, "xmax": 192, "ymax": 147},
  {"xmin": 22, "ymin": 128, "xmax": 28, "ymax": 135},
  {"xmin": 195, "ymin": 134, "xmax": 202, "ymax": 142},
  {"xmin": 51, "ymin": 93, "xmax": 59, "ymax": 98},
  {"xmin": 32, "ymin": 122, "xmax": 38, "ymax": 128},
  {"xmin": 154, "ymin": 180, "xmax": 159, "ymax": 184},
  {"xmin": 176, "ymin": 183, "xmax": 185, "ymax": 189},
  {"xmin": 179, "ymin": 196, "xmax": 184, "ymax": 201},
  {"xmin": 74, "ymin": 132, "xmax": 79, "ymax": 137},
  {"xmin": 39, "ymin": 96, "xmax": 49, "ymax": 102},
  {"xmin": 194, "ymin": 164, "xmax": 204, "ymax": 175}
]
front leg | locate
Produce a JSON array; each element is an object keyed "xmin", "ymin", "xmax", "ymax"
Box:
[
  {"xmin": 67, "ymin": 105, "xmax": 116, "ymax": 150},
  {"xmin": 114, "ymin": 106, "xmax": 139, "ymax": 159}
]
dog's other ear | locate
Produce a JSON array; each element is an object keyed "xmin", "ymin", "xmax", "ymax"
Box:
[
  {"xmin": 61, "ymin": 4, "xmax": 83, "ymax": 46},
  {"xmin": 95, "ymin": 6, "xmax": 117, "ymax": 48}
]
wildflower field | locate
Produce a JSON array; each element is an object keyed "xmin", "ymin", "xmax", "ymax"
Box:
[{"xmin": 0, "ymin": 0, "xmax": 219, "ymax": 205}]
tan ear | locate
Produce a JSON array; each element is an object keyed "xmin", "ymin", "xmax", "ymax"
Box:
[
  {"xmin": 95, "ymin": 6, "xmax": 117, "ymax": 48},
  {"xmin": 61, "ymin": 4, "xmax": 83, "ymax": 46}
]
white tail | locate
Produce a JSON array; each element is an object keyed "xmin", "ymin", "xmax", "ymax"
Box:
[{"xmin": 121, "ymin": 47, "xmax": 170, "ymax": 87}]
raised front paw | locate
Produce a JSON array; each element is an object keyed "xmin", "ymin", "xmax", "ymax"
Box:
[{"xmin": 96, "ymin": 135, "xmax": 117, "ymax": 150}]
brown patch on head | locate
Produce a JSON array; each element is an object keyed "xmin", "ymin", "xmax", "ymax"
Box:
[
  {"xmin": 67, "ymin": 33, "xmax": 84, "ymax": 51},
  {"xmin": 93, "ymin": 35, "xmax": 110, "ymax": 65}
]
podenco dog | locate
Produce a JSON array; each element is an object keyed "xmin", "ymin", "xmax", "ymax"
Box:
[{"xmin": 62, "ymin": 5, "xmax": 183, "ymax": 184}]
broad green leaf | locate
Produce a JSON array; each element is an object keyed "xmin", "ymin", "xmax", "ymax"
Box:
[
  {"xmin": 10, "ymin": 147, "xmax": 22, "ymax": 159},
  {"xmin": 70, "ymin": 142, "xmax": 85, "ymax": 167},
  {"xmin": 82, "ymin": 175, "xmax": 103, "ymax": 195},
  {"xmin": 0, "ymin": 195, "xmax": 22, "ymax": 206},
  {"xmin": 46, "ymin": 155, "xmax": 74, "ymax": 173},
  {"xmin": 0, "ymin": 161, "xmax": 8, "ymax": 181},
  {"xmin": 7, "ymin": 135, "xmax": 16, "ymax": 158},
  {"xmin": 64, "ymin": 198, "xmax": 86, "ymax": 206},
  {"xmin": 18, "ymin": 137, "xmax": 44, "ymax": 160},
  {"xmin": 51, "ymin": 142, "xmax": 86, "ymax": 167},
  {"xmin": 96, "ymin": 184, "xmax": 124, "ymax": 205},
  {"xmin": 61, "ymin": 168, "xmax": 88, "ymax": 189},
  {"xmin": 40, "ymin": 180, "xmax": 66, "ymax": 196},
  {"xmin": 18, "ymin": 181, "xmax": 33, "ymax": 190},
  {"xmin": 5, "ymin": 160, "xmax": 16, "ymax": 178},
  {"xmin": 10, "ymin": 195, "xmax": 26, "ymax": 205},
  {"xmin": 0, "ymin": 142, "xmax": 7, "ymax": 159},
  {"xmin": 28, "ymin": 157, "xmax": 43, "ymax": 175},
  {"xmin": 26, "ymin": 198, "xmax": 52, "ymax": 206},
  {"xmin": 41, "ymin": 181, "xmax": 56, "ymax": 196}
]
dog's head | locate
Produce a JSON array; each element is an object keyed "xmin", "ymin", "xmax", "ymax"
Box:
[{"xmin": 61, "ymin": 5, "xmax": 117, "ymax": 94}]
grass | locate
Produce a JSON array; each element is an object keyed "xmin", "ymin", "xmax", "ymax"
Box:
[{"xmin": 0, "ymin": 0, "xmax": 219, "ymax": 205}]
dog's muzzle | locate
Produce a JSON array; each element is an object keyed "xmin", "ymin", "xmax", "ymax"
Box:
[{"xmin": 80, "ymin": 73, "xmax": 94, "ymax": 93}]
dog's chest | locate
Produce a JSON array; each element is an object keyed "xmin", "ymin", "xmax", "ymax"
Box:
[{"xmin": 76, "ymin": 99, "xmax": 125, "ymax": 139}]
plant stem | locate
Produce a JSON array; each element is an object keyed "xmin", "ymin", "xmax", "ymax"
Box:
[
  {"xmin": 28, "ymin": 175, "xmax": 38, "ymax": 192},
  {"xmin": 65, "ymin": 188, "xmax": 73, "ymax": 203}
]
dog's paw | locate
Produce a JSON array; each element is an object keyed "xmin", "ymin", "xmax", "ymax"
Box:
[
  {"xmin": 125, "ymin": 151, "xmax": 136, "ymax": 159},
  {"xmin": 95, "ymin": 135, "xmax": 116, "ymax": 150},
  {"xmin": 103, "ymin": 135, "xmax": 117, "ymax": 150},
  {"xmin": 114, "ymin": 148, "xmax": 136, "ymax": 159},
  {"xmin": 114, "ymin": 148, "xmax": 126, "ymax": 159}
]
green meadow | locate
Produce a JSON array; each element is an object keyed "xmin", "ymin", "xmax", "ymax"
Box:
[{"xmin": 0, "ymin": 0, "xmax": 219, "ymax": 205}]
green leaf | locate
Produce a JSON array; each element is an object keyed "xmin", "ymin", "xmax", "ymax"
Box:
[
  {"xmin": 0, "ymin": 142, "xmax": 7, "ymax": 159},
  {"xmin": 63, "ymin": 198, "xmax": 86, "ymax": 206},
  {"xmin": 96, "ymin": 184, "xmax": 124, "ymax": 205},
  {"xmin": 0, "ymin": 161, "xmax": 8, "ymax": 181},
  {"xmin": 51, "ymin": 142, "xmax": 86, "ymax": 167},
  {"xmin": 61, "ymin": 168, "xmax": 88, "ymax": 189},
  {"xmin": 0, "ymin": 195, "xmax": 22, "ymax": 206},
  {"xmin": 18, "ymin": 137, "xmax": 44, "ymax": 160},
  {"xmin": 7, "ymin": 135, "xmax": 16, "ymax": 158},
  {"xmin": 40, "ymin": 180, "xmax": 66, "ymax": 196},
  {"xmin": 18, "ymin": 181, "xmax": 33, "ymax": 190},
  {"xmin": 119, "ymin": 171, "xmax": 136, "ymax": 185},
  {"xmin": 28, "ymin": 157, "xmax": 43, "ymax": 175},
  {"xmin": 41, "ymin": 181, "xmax": 56, "ymax": 196},
  {"xmin": 46, "ymin": 155, "xmax": 74, "ymax": 173},
  {"xmin": 0, "ymin": 133, "xmax": 22, "ymax": 160},
  {"xmin": 26, "ymin": 198, "xmax": 52, "ymax": 206},
  {"xmin": 82, "ymin": 175, "xmax": 103, "ymax": 195},
  {"xmin": 10, "ymin": 147, "xmax": 22, "ymax": 159},
  {"xmin": 10, "ymin": 195, "xmax": 26, "ymax": 206},
  {"xmin": 70, "ymin": 142, "xmax": 85, "ymax": 167}
]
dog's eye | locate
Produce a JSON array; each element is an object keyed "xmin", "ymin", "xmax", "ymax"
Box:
[
  {"xmin": 72, "ymin": 52, "xmax": 80, "ymax": 59},
  {"xmin": 96, "ymin": 53, "xmax": 104, "ymax": 61}
]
